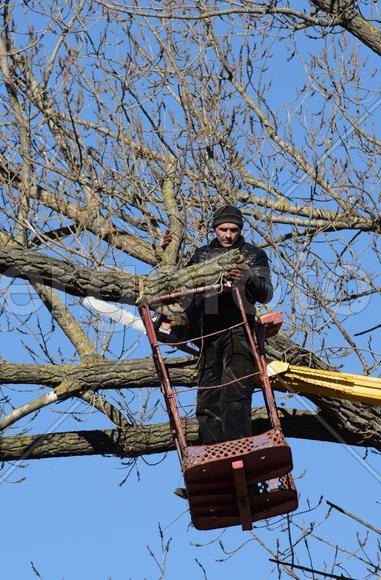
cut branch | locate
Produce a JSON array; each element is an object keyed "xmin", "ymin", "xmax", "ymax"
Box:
[{"xmin": 0, "ymin": 237, "xmax": 244, "ymax": 305}]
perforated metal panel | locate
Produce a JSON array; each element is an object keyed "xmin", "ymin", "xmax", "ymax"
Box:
[{"xmin": 184, "ymin": 428, "xmax": 285, "ymax": 469}]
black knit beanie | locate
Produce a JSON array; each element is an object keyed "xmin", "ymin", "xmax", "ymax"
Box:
[{"xmin": 212, "ymin": 205, "xmax": 243, "ymax": 229}]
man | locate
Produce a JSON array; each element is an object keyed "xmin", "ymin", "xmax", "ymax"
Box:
[{"xmin": 185, "ymin": 204, "xmax": 273, "ymax": 444}]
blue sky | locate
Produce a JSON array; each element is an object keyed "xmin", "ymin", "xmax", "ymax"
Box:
[
  {"xmin": 1, "ymin": 430, "xmax": 380, "ymax": 579},
  {"xmin": 1, "ymin": 2, "xmax": 380, "ymax": 579}
]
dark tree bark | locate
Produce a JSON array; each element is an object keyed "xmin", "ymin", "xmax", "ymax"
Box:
[
  {"xmin": 311, "ymin": 0, "xmax": 381, "ymax": 56},
  {"xmin": 0, "ymin": 332, "xmax": 379, "ymax": 459},
  {"xmin": 0, "ymin": 237, "xmax": 244, "ymax": 304},
  {"xmin": 1, "ymin": 405, "xmax": 377, "ymax": 462}
]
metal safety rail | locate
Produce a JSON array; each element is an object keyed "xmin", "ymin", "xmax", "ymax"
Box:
[{"xmin": 138, "ymin": 285, "xmax": 298, "ymax": 531}]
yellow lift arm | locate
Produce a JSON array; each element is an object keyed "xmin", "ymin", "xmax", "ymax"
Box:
[{"xmin": 265, "ymin": 361, "xmax": 381, "ymax": 407}]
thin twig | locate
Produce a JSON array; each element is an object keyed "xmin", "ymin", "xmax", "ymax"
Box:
[
  {"xmin": 269, "ymin": 558, "xmax": 359, "ymax": 579},
  {"xmin": 326, "ymin": 500, "xmax": 381, "ymax": 536}
]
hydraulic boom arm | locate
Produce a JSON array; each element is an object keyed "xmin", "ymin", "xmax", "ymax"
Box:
[{"xmin": 266, "ymin": 361, "xmax": 381, "ymax": 407}]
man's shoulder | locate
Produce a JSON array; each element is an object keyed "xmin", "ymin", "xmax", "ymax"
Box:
[
  {"xmin": 241, "ymin": 240, "xmax": 263, "ymax": 254},
  {"xmin": 241, "ymin": 241, "xmax": 270, "ymax": 264}
]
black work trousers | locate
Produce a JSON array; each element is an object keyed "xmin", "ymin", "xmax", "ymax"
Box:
[{"xmin": 196, "ymin": 323, "xmax": 257, "ymax": 444}]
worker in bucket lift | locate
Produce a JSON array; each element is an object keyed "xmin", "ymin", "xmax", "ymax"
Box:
[{"xmin": 162, "ymin": 204, "xmax": 273, "ymax": 447}]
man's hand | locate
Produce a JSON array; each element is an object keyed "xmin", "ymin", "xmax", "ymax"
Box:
[
  {"xmin": 229, "ymin": 267, "xmax": 244, "ymax": 281},
  {"xmin": 229, "ymin": 255, "xmax": 248, "ymax": 284},
  {"xmin": 161, "ymin": 230, "xmax": 172, "ymax": 250}
]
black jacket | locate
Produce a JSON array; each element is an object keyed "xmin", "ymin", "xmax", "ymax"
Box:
[{"xmin": 186, "ymin": 236, "xmax": 273, "ymax": 330}]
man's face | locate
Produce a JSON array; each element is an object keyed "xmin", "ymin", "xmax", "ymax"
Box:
[{"xmin": 215, "ymin": 223, "xmax": 241, "ymax": 247}]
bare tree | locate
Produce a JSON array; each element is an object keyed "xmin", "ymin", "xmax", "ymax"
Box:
[{"xmin": 0, "ymin": 0, "xmax": 380, "ymax": 576}]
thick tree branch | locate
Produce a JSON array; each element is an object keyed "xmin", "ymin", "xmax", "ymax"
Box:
[
  {"xmin": 0, "ymin": 405, "xmax": 377, "ymax": 463},
  {"xmin": 0, "ymin": 356, "xmax": 195, "ymax": 430},
  {"xmin": 0, "ymin": 236, "xmax": 244, "ymax": 304},
  {"xmin": 160, "ymin": 159, "xmax": 184, "ymax": 269},
  {"xmin": 0, "ymin": 334, "xmax": 380, "ymax": 449},
  {"xmin": 0, "ymin": 356, "xmax": 194, "ymax": 388},
  {"xmin": 311, "ymin": 0, "xmax": 381, "ymax": 56}
]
